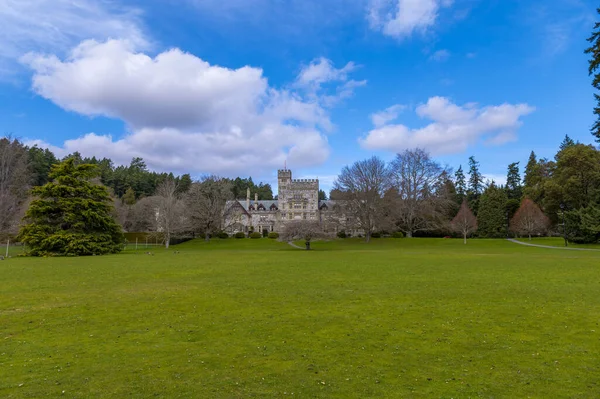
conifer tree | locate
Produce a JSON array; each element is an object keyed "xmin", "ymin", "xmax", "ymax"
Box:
[
  {"xmin": 122, "ymin": 187, "xmax": 137, "ymax": 206},
  {"xmin": 467, "ymin": 156, "xmax": 484, "ymax": 214},
  {"xmin": 454, "ymin": 165, "xmax": 466, "ymax": 201},
  {"xmin": 477, "ymin": 183, "xmax": 508, "ymax": 238},
  {"xmin": 559, "ymin": 135, "xmax": 576, "ymax": 151},
  {"xmin": 585, "ymin": 8, "xmax": 600, "ymax": 141},
  {"xmin": 19, "ymin": 158, "xmax": 124, "ymax": 256},
  {"xmin": 506, "ymin": 162, "xmax": 522, "ymax": 200},
  {"xmin": 523, "ymin": 151, "xmax": 538, "ymax": 188}
]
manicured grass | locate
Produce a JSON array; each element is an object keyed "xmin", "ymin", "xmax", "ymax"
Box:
[{"xmin": 1, "ymin": 238, "xmax": 599, "ymax": 398}]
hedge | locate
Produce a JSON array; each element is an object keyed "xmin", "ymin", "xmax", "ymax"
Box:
[
  {"xmin": 268, "ymin": 232, "xmax": 279, "ymax": 239},
  {"xmin": 249, "ymin": 232, "xmax": 262, "ymax": 239}
]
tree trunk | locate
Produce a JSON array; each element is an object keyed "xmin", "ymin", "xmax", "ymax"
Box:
[
  {"xmin": 463, "ymin": 232, "xmax": 467, "ymax": 244},
  {"xmin": 165, "ymin": 232, "xmax": 170, "ymax": 249},
  {"xmin": 406, "ymin": 231, "xmax": 413, "ymax": 238},
  {"xmin": 365, "ymin": 232, "xmax": 371, "ymax": 243},
  {"xmin": 528, "ymin": 233, "xmax": 531, "ymax": 241},
  {"xmin": 205, "ymin": 232, "xmax": 210, "ymax": 242},
  {"xmin": 305, "ymin": 241, "xmax": 311, "ymax": 250}
]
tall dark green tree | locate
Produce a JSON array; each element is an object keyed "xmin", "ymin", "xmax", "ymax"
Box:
[
  {"xmin": 467, "ymin": 156, "xmax": 485, "ymax": 214},
  {"xmin": 19, "ymin": 158, "xmax": 124, "ymax": 256},
  {"xmin": 559, "ymin": 135, "xmax": 576, "ymax": 152},
  {"xmin": 506, "ymin": 162, "xmax": 522, "ymax": 200},
  {"xmin": 28, "ymin": 146, "xmax": 58, "ymax": 187},
  {"xmin": 585, "ymin": 8, "xmax": 600, "ymax": 141},
  {"xmin": 505, "ymin": 162, "xmax": 522, "ymax": 218},
  {"xmin": 477, "ymin": 183, "xmax": 508, "ymax": 238},
  {"xmin": 454, "ymin": 165, "xmax": 467, "ymax": 201},
  {"xmin": 318, "ymin": 189, "xmax": 327, "ymax": 201}
]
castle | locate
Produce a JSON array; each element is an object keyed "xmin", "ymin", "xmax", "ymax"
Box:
[{"xmin": 224, "ymin": 168, "xmax": 346, "ymax": 235}]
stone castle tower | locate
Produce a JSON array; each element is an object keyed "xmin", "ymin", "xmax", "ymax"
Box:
[{"xmin": 277, "ymin": 169, "xmax": 319, "ymax": 221}]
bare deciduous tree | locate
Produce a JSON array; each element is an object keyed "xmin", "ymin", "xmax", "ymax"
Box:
[
  {"xmin": 279, "ymin": 220, "xmax": 326, "ymax": 250},
  {"xmin": 450, "ymin": 199, "xmax": 478, "ymax": 244},
  {"xmin": 185, "ymin": 175, "xmax": 233, "ymax": 241},
  {"xmin": 0, "ymin": 137, "xmax": 30, "ymax": 236},
  {"xmin": 125, "ymin": 196, "xmax": 158, "ymax": 233},
  {"xmin": 155, "ymin": 178, "xmax": 185, "ymax": 248},
  {"xmin": 388, "ymin": 148, "xmax": 453, "ymax": 237},
  {"xmin": 510, "ymin": 198, "xmax": 550, "ymax": 240},
  {"xmin": 332, "ymin": 156, "xmax": 393, "ymax": 242}
]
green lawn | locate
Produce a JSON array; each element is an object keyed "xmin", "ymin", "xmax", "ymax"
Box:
[{"xmin": 1, "ymin": 238, "xmax": 599, "ymax": 398}]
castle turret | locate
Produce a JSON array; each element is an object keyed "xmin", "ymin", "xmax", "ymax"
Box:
[{"xmin": 278, "ymin": 169, "xmax": 292, "ymax": 201}]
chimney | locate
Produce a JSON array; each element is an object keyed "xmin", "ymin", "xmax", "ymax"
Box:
[
  {"xmin": 255, "ymin": 193, "xmax": 258, "ymax": 203},
  {"xmin": 246, "ymin": 187, "xmax": 250, "ymax": 210}
]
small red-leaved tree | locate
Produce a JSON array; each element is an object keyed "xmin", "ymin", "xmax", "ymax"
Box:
[
  {"xmin": 450, "ymin": 199, "xmax": 478, "ymax": 244},
  {"xmin": 510, "ymin": 198, "xmax": 550, "ymax": 240}
]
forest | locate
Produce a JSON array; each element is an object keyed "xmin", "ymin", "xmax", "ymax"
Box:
[{"xmin": 2, "ymin": 134, "xmax": 600, "ymax": 244}]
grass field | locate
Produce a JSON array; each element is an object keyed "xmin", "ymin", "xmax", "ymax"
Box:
[{"xmin": 1, "ymin": 238, "xmax": 599, "ymax": 398}]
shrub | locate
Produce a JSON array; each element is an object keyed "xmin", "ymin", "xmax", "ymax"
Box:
[
  {"xmin": 337, "ymin": 231, "xmax": 347, "ymax": 239},
  {"xmin": 392, "ymin": 231, "xmax": 404, "ymax": 238},
  {"xmin": 371, "ymin": 232, "xmax": 381, "ymax": 238},
  {"xmin": 268, "ymin": 232, "xmax": 279, "ymax": 239},
  {"xmin": 217, "ymin": 232, "xmax": 229, "ymax": 239},
  {"xmin": 234, "ymin": 232, "xmax": 246, "ymax": 239},
  {"xmin": 249, "ymin": 232, "xmax": 262, "ymax": 239}
]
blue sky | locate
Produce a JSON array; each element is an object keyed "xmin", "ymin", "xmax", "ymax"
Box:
[{"xmin": 0, "ymin": 0, "xmax": 597, "ymax": 192}]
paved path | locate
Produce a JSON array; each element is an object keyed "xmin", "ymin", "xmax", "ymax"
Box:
[
  {"xmin": 507, "ymin": 238, "xmax": 600, "ymax": 252},
  {"xmin": 287, "ymin": 241, "xmax": 304, "ymax": 249}
]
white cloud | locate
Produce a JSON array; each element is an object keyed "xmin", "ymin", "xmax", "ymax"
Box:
[
  {"xmin": 370, "ymin": 104, "xmax": 405, "ymax": 127},
  {"xmin": 430, "ymin": 49, "xmax": 450, "ymax": 62},
  {"xmin": 360, "ymin": 96, "xmax": 535, "ymax": 155},
  {"xmin": 0, "ymin": 0, "xmax": 147, "ymax": 75},
  {"xmin": 368, "ymin": 0, "xmax": 454, "ymax": 39},
  {"xmin": 22, "ymin": 40, "xmax": 363, "ymax": 176},
  {"xmin": 296, "ymin": 57, "xmax": 366, "ymax": 105}
]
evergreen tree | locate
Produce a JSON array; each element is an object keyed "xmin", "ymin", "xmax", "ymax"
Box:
[
  {"xmin": 505, "ymin": 162, "xmax": 522, "ymax": 219},
  {"xmin": 177, "ymin": 174, "xmax": 193, "ymax": 194},
  {"xmin": 454, "ymin": 165, "xmax": 466, "ymax": 200},
  {"xmin": 477, "ymin": 183, "xmax": 508, "ymax": 238},
  {"xmin": 523, "ymin": 151, "xmax": 538, "ymax": 188},
  {"xmin": 28, "ymin": 146, "xmax": 58, "ymax": 187},
  {"xmin": 19, "ymin": 158, "xmax": 124, "ymax": 256},
  {"xmin": 559, "ymin": 135, "xmax": 576, "ymax": 151},
  {"xmin": 318, "ymin": 189, "xmax": 328, "ymax": 201},
  {"xmin": 585, "ymin": 8, "xmax": 600, "ymax": 141},
  {"xmin": 122, "ymin": 187, "xmax": 137, "ymax": 206},
  {"xmin": 467, "ymin": 156, "xmax": 485, "ymax": 214}
]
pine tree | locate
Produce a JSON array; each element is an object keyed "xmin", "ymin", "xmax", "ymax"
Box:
[
  {"xmin": 585, "ymin": 8, "xmax": 600, "ymax": 141},
  {"xmin": 477, "ymin": 183, "xmax": 508, "ymax": 238},
  {"xmin": 467, "ymin": 156, "xmax": 484, "ymax": 214},
  {"xmin": 122, "ymin": 187, "xmax": 137, "ymax": 206},
  {"xmin": 19, "ymin": 158, "xmax": 124, "ymax": 256},
  {"xmin": 559, "ymin": 135, "xmax": 576, "ymax": 151},
  {"xmin": 523, "ymin": 151, "xmax": 538, "ymax": 188},
  {"xmin": 506, "ymin": 162, "xmax": 522, "ymax": 200},
  {"xmin": 454, "ymin": 165, "xmax": 466, "ymax": 200}
]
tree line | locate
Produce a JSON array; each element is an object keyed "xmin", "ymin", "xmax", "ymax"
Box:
[
  {"xmin": 0, "ymin": 136, "xmax": 274, "ymax": 239},
  {"xmin": 331, "ymin": 135, "xmax": 597, "ymax": 243}
]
